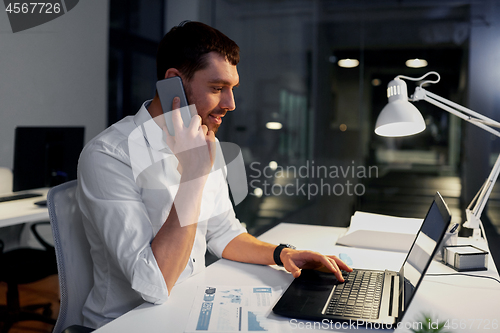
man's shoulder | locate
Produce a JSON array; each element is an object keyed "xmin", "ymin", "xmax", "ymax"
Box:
[{"xmin": 83, "ymin": 116, "xmax": 137, "ymax": 158}]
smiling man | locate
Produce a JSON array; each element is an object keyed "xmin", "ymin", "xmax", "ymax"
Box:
[{"xmin": 76, "ymin": 21, "xmax": 351, "ymax": 329}]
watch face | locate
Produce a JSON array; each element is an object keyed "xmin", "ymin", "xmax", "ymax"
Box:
[{"xmin": 281, "ymin": 243, "xmax": 296, "ymax": 250}]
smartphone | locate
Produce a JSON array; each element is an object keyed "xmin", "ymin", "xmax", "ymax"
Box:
[{"xmin": 156, "ymin": 76, "xmax": 193, "ymax": 136}]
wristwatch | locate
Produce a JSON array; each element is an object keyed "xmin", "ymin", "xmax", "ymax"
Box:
[{"xmin": 273, "ymin": 243, "xmax": 296, "ymax": 266}]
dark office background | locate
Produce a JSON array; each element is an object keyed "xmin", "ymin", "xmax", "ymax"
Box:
[{"xmin": 106, "ymin": 0, "xmax": 500, "ymax": 246}]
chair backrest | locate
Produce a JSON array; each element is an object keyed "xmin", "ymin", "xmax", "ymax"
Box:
[{"xmin": 47, "ymin": 180, "xmax": 93, "ymax": 333}]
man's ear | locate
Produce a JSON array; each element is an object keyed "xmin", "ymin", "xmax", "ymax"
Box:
[{"xmin": 164, "ymin": 68, "xmax": 182, "ymax": 79}]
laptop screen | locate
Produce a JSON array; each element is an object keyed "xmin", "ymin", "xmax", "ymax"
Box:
[{"xmin": 401, "ymin": 194, "xmax": 451, "ymax": 310}]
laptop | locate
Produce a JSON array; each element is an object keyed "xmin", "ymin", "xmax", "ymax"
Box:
[{"xmin": 273, "ymin": 192, "xmax": 451, "ymax": 327}]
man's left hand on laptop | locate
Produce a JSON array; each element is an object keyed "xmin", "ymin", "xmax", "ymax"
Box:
[{"xmin": 281, "ymin": 249, "xmax": 352, "ymax": 281}]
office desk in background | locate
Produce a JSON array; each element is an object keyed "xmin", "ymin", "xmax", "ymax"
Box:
[
  {"xmin": 0, "ymin": 188, "xmax": 49, "ymax": 228},
  {"xmin": 93, "ymin": 223, "xmax": 500, "ymax": 333}
]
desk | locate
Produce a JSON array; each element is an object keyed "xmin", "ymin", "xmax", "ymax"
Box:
[
  {"xmin": 0, "ymin": 188, "xmax": 49, "ymax": 228},
  {"xmin": 93, "ymin": 223, "xmax": 500, "ymax": 333}
]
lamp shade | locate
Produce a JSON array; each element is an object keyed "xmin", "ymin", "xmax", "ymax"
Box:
[{"xmin": 375, "ymin": 78, "xmax": 426, "ymax": 137}]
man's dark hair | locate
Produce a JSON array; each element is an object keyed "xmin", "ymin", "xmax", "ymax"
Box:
[{"xmin": 156, "ymin": 21, "xmax": 240, "ymax": 81}]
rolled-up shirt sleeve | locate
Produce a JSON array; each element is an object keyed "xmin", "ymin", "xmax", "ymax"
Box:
[
  {"xmin": 205, "ymin": 169, "xmax": 247, "ymax": 258},
  {"xmin": 77, "ymin": 139, "xmax": 169, "ymax": 304},
  {"xmin": 131, "ymin": 247, "xmax": 168, "ymax": 304}
]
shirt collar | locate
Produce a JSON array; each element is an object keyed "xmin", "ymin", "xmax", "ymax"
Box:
[{"xmin": 133, "ymin": 100, "xmax": 172, "ymax": 153}]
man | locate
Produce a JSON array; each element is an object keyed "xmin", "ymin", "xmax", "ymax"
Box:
[{"xmin": 77, "ymin": 21, "xmax": 351, "ymax": 329}]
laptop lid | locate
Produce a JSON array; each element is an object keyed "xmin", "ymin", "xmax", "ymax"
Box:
[{"xmin": 396, "ymin": 191, "xmax": 451, "ymax": 320}]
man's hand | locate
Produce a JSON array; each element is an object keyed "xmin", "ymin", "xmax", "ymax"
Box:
[
  {"xmin": 222, "ymin": 233, "xmax": 352, "ymax": 282},
  {"xmin": 163, "ymin": 97, "xmax": 216, "ymax": 179},
  {"xmin": 280, "ymin": 248, "xmax": 353, "ymax": 281}
]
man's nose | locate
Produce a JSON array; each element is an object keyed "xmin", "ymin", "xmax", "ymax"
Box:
[{"xmin": 221, "ymin": 90, "xmax": 236, "ymax": 111}]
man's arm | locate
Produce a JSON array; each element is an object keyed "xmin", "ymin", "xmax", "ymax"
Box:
[
  {"xmin": 150, "ymin": 177, "xmax": 205, "ymax": 294},
  {"xmin": 222, "ymin": 233, "xmax": 352, "ymax": 281},
  {"xmin": 151, "ymin": 97, "xmax": 215, "ymax": 294}
]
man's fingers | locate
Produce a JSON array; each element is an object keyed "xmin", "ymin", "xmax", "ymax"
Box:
[
  {"xmin": 326, "ymin": 258, "xmax": 344, "ymax": 282},
  {"xmin": 327, "ymin": 255, "xmax": 353, "ymax": 272},
  {"xmin": 301, "ymin": 252, "xmax": 345, "ymax": 282},
  {"xmin": 314, "ymin": 255, "xmax": 343, "ymax": 281},
  {"xmin": 285, "ymin": 251, "xmax": 353, "ymax": 282},
  {"xmin": 204, "ymin": 126, "xmax": 215, "ymax": 144},
  {"xmin": 189, "ymin": 114, "xmax": 202, "ymax": 132},
  {"xmin": 170, "ymin": 96, "xmax": 182, "ymax": 131},
  {"xmin": 171, "ymin": 96, "xmax": 180, "ymax": 110},
  {"xmin": 201, "ymin": 124, "xmax": 208, "ymax": 136},
  {"xmin": 206, "ymin": 129, "xmax": 215, "ymax": 142},
  {"xmin": 170, "ymin": 109, "xmax": 185, "ymax": 133}
]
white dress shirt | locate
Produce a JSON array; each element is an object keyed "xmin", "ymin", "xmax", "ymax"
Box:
[{"xmin": 76, "ymin": 100, "xmax": 247, "ymax": 328}]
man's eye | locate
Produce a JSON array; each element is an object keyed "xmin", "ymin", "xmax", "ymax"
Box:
[{"xmin": 213, "ymin": 87, "xmax": 223, "ymax": 92}]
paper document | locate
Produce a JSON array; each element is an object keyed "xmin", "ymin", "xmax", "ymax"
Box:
[
  {"xmin": 336, "ymin": 211, "xmax": 423, "ymax": 252},
  {"xmin": 185, "ymin": 286, "xmax": 288, "ymax": 333}
]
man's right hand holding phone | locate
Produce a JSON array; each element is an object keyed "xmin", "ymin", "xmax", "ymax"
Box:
[{"xmin": 163, "ymin": 96, "xmax": 215, "ymax": 179}]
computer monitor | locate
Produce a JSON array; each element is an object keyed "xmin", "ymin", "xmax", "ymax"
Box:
[{"xmin": 13, "ymin": 127, "xmax": 85, "ymax": 192}]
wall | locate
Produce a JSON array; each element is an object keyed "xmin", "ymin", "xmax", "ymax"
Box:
[
  {"xmin": 164, "ymin": 0, "xmax": 214, "ymax": 32},
  {"xmin": 0, "ymin": 0, "xmax": 109, "ymax": 171}
]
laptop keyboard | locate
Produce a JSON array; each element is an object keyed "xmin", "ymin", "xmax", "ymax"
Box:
[
  {"xmin": 324, "ymin": 270, "xmax": 383, "ymax": 319},
  {"xmin": 0, "ymin": 193, "xmax": 42, "ymax": 203}
]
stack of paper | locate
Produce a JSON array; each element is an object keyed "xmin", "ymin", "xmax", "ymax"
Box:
[{"xmin": 336, "ymin": 211, "xmax": 423, "ymax": 252}]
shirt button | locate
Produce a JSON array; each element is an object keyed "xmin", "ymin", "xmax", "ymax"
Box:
[{"xmin": 193, "ymin": 258, "xmax": 196, "ymax": 262}]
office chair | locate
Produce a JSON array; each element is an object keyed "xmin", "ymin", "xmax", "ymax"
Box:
[
  {"xmin": 0, "ymin": 222, "xmax": 58, "ymax": 333},
  {"xmin": 47, "ymin": 180, "xmax": 94, "ymax": 333}
]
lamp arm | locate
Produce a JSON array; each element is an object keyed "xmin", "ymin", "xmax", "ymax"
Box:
[
  {"xmin": 413, "ymin": 88, "xmax": 500, "ymax": 138},
  {"xmin": 469, "ymin": 118, "xmax": 500, "ymax": 129},
  {"xmin": 413, "ymin": 87, "xmax": 500, "ymax": 235},
  {"xmin": 424, "ymin": 89, "xmax": 500, "ymax": 128},
  {"xmin": 468, "ymin": 154, "xmax": 500, "ymax": 221}
]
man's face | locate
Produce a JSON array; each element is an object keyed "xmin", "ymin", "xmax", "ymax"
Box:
[{"xmin": 183, "ymin": 52, "xmax": 239, "ymax": 134}]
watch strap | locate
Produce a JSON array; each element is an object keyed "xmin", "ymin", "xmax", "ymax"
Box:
[{"xmin": 273, "ymin": 243, "xmax": 295, "ymax": 266}]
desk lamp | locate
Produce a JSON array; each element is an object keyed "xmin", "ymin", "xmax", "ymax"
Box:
[{"xmin": 375, "ymin": 71, "xmax": 500, "ymax": 240}]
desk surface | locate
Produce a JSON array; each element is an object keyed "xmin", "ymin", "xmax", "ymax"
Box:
[
  {"xmin": 0, "ymin": 188, "xmax": 49, "ymax": 228},
  {"xmin": 94, "ymin": 223, "xmax": 500, "ymax": 333}
]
